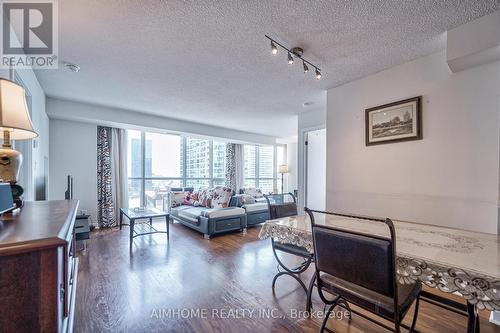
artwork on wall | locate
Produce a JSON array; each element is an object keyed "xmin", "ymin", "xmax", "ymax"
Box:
[{"xmin": 365, "ymin": 96, "xmax": 422, "ymax": 146}]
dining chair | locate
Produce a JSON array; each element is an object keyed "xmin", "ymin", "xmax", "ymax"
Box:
[
  {"xmin": 264, "ymin": 192, "xmax": 297, "ymax": 219},
  {"xmin": 305, "ymin": 208, "xmax": 421, "ymax": 333},
  {"xmin": 266, "ymin": 193, "xmax": 310, "ymax": 293}
]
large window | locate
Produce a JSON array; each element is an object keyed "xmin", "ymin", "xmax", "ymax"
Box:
[
  {"xmin": 243, "ymin": 145, "xmax": 285, "ymax": 194},
  {"xmin": 127, "ymin": 130, "xmax": 226, "ymax": 208}
]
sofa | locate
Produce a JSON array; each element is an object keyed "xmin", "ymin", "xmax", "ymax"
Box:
[
  {"xmin": 169, "ymin": 186, "xmax": 246, "ymax": 239},
  {"xmin": 229, "ymin": 187, "xmax": 270, "ymax": 226}
]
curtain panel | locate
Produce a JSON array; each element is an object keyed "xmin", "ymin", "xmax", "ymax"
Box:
[
  {"xmin": 97, "ymin": 126, "xmax": 116, "ymax": 228},
  {"xmin": 225, "ymin": 143, "xmax": 243, "ymax": 193}
]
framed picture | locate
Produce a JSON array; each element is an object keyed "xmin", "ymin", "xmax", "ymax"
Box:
[{"xmin": 365, "ymin": 96, "xmax": 422, "ymax": 146}]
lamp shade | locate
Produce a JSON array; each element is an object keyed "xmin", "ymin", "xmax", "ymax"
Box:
[
  {"xmin": 278, "ymin": 164, "xmax": 289, "ymax": 174},
  {"xmin": 0, "ymin": 79, "xmax": 38, "ymax": 140}
]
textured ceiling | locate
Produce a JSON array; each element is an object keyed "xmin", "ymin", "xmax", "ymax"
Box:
[{"xmin": 35, "ymin": 1, "xmax": 500, "ymax": 137}]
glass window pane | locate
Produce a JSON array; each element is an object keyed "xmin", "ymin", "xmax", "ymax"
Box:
[
  {"xmin": 213, "ymin": 141, "xmax": 226, "ymax": 179},
  {"xmin": 258, "ymin": 146, "xmax": 274, "ymax": 178},
  {"xmin": 145, "ymin": 179, "xmax": 182, "ymax": 209},
  {"xmin": 185, "ymin": 138, "xmax": 210, "ymax": 179},
  {"xmin": 243, "ymin": 145, "xmax": 256, "ymax": 178},
  {"xmin": 243, "ymin": 178, "xmax": 256, "ymax": 189},
  {"xmin": 127, "ymin": 130, "xmax": 142, "ymax": 177},
  {"xmin": 185, "ymin": 179, "xmax": 210, "ymax": 190},
  {"xmin": 213, "ymin": 178, "xmax": 226, "ymax": 187},
  {"xmin": 277, "ymin": 178, "xmax": 283, "ymax": 194},
  {"xmin": 259, "ymin": 179, "xmax": 274, "ymax": 194},
  {"xmin": 128, "ymin": 179, "xmax": 142, "ymax": 208},
  {"xmin": 145, "ymin": 132, "xmax": 182, "ymax": 178}
]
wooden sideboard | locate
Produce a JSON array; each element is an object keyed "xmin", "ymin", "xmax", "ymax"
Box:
[{"xmin": 0, "ymin": 200, "xmax": 79, "ymax": 333}]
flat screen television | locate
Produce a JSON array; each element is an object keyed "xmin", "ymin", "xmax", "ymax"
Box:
[
  {"xmin": 64, "ymin": 175, "xmax": 73, "ymax": 200},
  {"xmin": 0, "ymin": 183, "xmax": 15, "ymax": 214}
]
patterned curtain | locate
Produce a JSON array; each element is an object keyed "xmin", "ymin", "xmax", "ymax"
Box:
[
  {"xmin": 225, "ymin": 143, "xmax": 237, "ymax": 191},
  {"xmin": 97, "ymin": 126, "xmax": 116, "ymax": 228},
  {"xmin": 225, "ymin": 143, "xmax": 243, "ymax": 193}
]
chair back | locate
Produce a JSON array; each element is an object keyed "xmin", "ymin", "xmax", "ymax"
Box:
[
  {"xmin": 307, "ymin": 209, "xmax": 397, "ymax": 298},
  {"xmin": 265, "ymin": 193, "xmax": 297, "ymax": 218}
]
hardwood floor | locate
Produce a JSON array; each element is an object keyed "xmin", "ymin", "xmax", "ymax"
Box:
[{"xmin": 75, "ymin": 220, "xmax": 499, "ymax": 333}]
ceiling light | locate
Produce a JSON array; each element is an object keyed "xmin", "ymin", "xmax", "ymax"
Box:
[
  {"xmin": 303, "ymin": 61, "xmax": 309, "ymax": 73},
  {"xmin": 315, "ymin": 68, "xmax": 322, "ymax": 80},
  {"xmin": 271, "ymin": 41, "xmax": 278, "ymax": 55},
  {"xmin": 265, "ymin": 35, "xmax": 323, "ymax": 80}
]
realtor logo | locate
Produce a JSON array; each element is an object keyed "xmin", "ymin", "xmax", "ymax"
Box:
[{"xmin": 0, "ymin": 0, "xmax": 58, "ymax": 69}]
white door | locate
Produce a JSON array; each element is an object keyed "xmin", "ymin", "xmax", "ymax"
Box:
[{"xmin": 305, "ymin": 128, "xmax": 326, "ymax": 211}]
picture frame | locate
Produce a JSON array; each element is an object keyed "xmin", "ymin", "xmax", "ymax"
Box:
[{"xmin": 365, "ymin": 96, "xmax": 422, "ymax": 146}]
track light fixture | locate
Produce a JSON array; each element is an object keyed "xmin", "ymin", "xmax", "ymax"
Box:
[
  {"xmin": 315, "ymin": 68, "xmax": 322, "ymax": 80},
  {"xmin": 271, "ymin": 40, "xmax": 278, "ymax": 55},
  {"xmin": 265, "ymin": 35, "xmax": 322, "ymax": 80}
]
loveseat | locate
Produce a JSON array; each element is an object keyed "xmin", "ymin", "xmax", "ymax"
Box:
[
  {"xmin": 169, "ymin": 186, "xmax": 246, "ymax": 239},
  {"xmin": 229, "ymin": 187, "xmax": 270, "ymax": 226}
]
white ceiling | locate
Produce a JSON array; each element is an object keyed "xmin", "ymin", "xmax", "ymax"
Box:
[{"xmin": 35, "ymin": 1, "xmax": 500, "ymax": 137}]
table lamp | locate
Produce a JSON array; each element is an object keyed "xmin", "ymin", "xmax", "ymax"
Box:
[
  {"xmin": 0, "ymin": 78, "xmax": 38, "ymax": 204},
  {"xmin": 278, "ymin": 164, "xmax": 288, "ymax": 194}
]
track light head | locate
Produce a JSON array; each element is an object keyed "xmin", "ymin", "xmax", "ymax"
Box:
[
  {"xmin": 303, "ymin": 61, "xmax": 309, "ymax": 73},
  {"xmin": 315, "ymin": 68, "xmax": 322, "ymax": 80},
  {"xmin": 271, "ymin": 41, "xmax": 278, "ymax": 55},
  {"xmin": 288, "ymin": 52, "xmax": 294, "ymax": 65}
]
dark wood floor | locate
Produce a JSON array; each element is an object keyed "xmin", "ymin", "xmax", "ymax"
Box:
[{"xmin": 75, "ymin": 220, "xmax": 500, "ymax": 333}]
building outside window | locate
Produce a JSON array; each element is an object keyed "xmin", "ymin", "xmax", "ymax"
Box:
[
  {"xmin": 243, "ymin": 144, "xmax": 286, "ymax": 194},
  {"xmin": 127, "ymin": 130, "xmax": 228, "ymax": 208},
  {"xmin": 127, "ymin": 130, "xmax": 284, "ymax": 208}
]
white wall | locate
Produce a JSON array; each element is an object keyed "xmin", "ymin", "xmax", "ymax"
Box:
[
  {"xmin": 306, "ymin": 128, "xmax": 326, "ymax": 210},
  {"xmin": 326, "ymin": 51, "xmax": 500, "ymax": 234},
  {"xmin": 0, "ymin": 68, "xmax": 49, "ymax": 201},
  {"xmin": 297, "ymin": 108, "xmax": 326, "ymax": 211},
  {"xmin": 47, "ymin": 98, "xmax": 278, "ymax": 145},
  {"xmin": 286, "ymin": 141, "xmax": 297, "ymax": 192},
  {"xmin": 49, "ymin": 119, "xmax": 97, "ymax": 221}
]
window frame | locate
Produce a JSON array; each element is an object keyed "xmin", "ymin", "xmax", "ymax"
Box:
[
  {"xmin": 127, "ymin": 131, "xmax": 227, "ymax": 207},
  {"xmin": 243, "ymin": 144, "xmax": 286, "ymax": 194}
]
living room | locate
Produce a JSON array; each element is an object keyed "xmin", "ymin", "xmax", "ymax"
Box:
[{"xmin": 0, "ymin": 1, "xmax": 499, "ymax": 333}]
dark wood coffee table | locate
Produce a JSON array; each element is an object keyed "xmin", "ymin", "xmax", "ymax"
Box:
[{"xmin": 119, "ymin": 207, "xmax": 169, "ymax": 247}]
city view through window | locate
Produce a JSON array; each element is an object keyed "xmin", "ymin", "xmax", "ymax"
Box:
[{"xmin": 126, "ymin": 130, "xmax": 282, "ymax": 208}]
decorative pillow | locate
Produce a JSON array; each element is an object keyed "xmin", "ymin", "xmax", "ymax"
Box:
[
  {"xmin": 242, "ymin": 187, "xmax": 263, "ymax": 198},
  {"xmin": 240, "ymin": 194, "xmax": 256, "ymax": 205},
  {"xmin": 198, "ymin": 188, "xmax": 214, "ymax": 208},
  {"xmin": 211, "ymin": 186, "xmax": 233, "ymax": 208},
  {"xmin": 182, "ymin": 191, "xmax": 195, "ymax": 206},
  {"xmin": 170, "ymin": 191, "xmax": 187, "ymax": 207}
]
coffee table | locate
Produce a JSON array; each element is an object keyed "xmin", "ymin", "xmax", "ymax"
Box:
[{"xmin": 119, "ymin": 207, "xmax": 169, "ymax": 246}]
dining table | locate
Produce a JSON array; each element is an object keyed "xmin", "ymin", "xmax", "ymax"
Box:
[{"xmin": 258, "ymin": 213, "xmax": 500, "ymax": 333}]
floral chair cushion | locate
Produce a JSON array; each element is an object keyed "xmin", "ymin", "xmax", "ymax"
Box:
[
  {"xmin": 211, "ymin": 186, "xmax": 233, "ymax": 208},
  {"xmin": 241, "ymin": 187, "xmax": 263, "ymax": 198},
  {"xmin": 171, "ymin": 191, "xmax": 188, "ymax": 207},
  {"xmin": 240, "ymin": 194, "xmax": 256, "ymax": 205}
]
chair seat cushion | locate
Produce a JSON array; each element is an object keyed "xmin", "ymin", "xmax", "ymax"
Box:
[
  {"xmin": 274, "ymin": 242, "xmax": 313, "ymax": 258},
  {"xmin": 177, "ymin": 207, "xmax": 205, "ymax": 225},
  {"xmin": 201, "ymin": 207, "xmax": 245, "ymax": 219},
  {"xmin": 320, "ymin": 273, "xmax": 421, "ymax": 321},
  {"xmin": 242, "ymin": 202, "xmax": 268, "ymax": 213}
]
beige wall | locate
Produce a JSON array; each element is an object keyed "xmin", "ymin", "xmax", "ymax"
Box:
[{"xmin": 326, "ymin": 51, "xmax": 500, "ymax": 234}]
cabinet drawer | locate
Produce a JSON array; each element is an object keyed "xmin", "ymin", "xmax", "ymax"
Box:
[{"xmin": 214, "ymin": 218, "xmax": 241, "ymax": 232}]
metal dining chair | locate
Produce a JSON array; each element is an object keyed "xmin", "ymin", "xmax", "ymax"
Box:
[
  {"xmin": 265, "ymin": 193, "xmax": 311, "ymax": 293},
  {"xmin": 306, "ymin": 208, "xmax": 421, "ymax": 333},
  {"xmin": 264, "ymin": 192, "xmax": 297, "ymax": 219}
]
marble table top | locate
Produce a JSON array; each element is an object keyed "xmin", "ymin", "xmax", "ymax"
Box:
[{"xmin": 259, "ymin": 214, "xmax": 500, "ymax": 310}]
